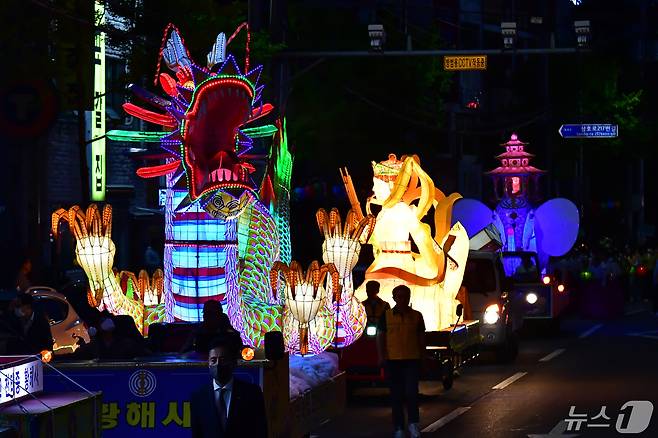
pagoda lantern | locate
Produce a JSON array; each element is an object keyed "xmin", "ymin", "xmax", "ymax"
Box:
[{"xmin": 486, "ymin": 133, "xmax": 545, "ymax": 203}]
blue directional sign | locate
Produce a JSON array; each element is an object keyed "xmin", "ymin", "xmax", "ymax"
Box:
[{"xmin": 558, "ymin": 124, "xmax": 618, "ymax": 138}]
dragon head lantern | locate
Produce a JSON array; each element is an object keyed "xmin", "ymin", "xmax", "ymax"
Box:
[{"xmin": 111, "ymin": 23, "xmax": 275, "ymax": 218}]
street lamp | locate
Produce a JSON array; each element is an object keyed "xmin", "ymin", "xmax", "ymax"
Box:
[
  {"xmin": 501, "ymin": 22, "xmax": 517, "ymax": 49},
  {"xmin": 574, "ymin": 20, "xmax": 591, "ymax": 49},
  {"xmin": 368, "ymin": 24, "xmax": 385, "ymax": 51}
]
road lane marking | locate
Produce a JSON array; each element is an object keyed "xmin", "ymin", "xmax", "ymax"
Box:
[
  {"xmin": 528, "ymin": 420, "xmax": 580, "ymax": 437},
  {"xmin": 578, "ymin": 323, "xmax": 603, "ymax": 339},
  {"xmin": 628, "ymin": 330, "xmax": 658, "ymax": 340},
  {"xmin": 539, "ymin": 348, "xmax": 566, "ymax": 362},
  {"xmin": 421, "ymin": 407, "xmax": 471, "ymax": 432},
  {"xmin": 492, "ymin": 372, "xmax": 528, "ymax": 390}
]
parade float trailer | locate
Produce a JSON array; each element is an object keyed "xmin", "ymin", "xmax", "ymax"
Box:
[
  {"xmin": 43, "ymin": 351, "xmax": 344, "ymax": 437},
  {"xmin": 452, "ymin": 134, "xmax": 579, "ymax": 322},
  {"xmin": 44, "ymin": 22, "xmax": 347, "ymax": 438},
  {"xmin": 337, "ymin": 154, "xmax": 481, "ymax": 390}
]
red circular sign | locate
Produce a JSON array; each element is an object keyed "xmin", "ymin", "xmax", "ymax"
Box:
[{"xmin": 0, "ymin": 79, "xmax": 58, "ymax": 138}]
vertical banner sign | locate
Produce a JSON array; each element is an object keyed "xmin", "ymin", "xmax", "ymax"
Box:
[{"xmin": 91, "ymin": 0, "xmax": 106, "ymax": 201}]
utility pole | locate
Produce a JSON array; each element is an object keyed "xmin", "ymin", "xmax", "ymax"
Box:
[{"xmin": 269, "ymin": 0, "xmax": 289, "ymax": 115}]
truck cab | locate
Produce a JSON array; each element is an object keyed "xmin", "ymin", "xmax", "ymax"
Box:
[
  {"xmin": 463, "ymin": 250, "xmax": 523, "ymax": 361},
  {"xmin": 501, "ymin": 251, "xmax": 569, "ymax": 321}
]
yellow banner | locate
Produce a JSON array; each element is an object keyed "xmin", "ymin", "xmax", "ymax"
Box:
[{"xmin": 443, "ymin": 55, "xmax": 487, "ymax": 71}]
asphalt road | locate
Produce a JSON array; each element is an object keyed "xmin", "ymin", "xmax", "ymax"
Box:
[{"xmin": 315, "ymin": 304, "xmax": 658, "ymax": 437}]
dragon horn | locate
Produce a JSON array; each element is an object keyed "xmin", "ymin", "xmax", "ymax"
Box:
[{"xmin": 207, "ymin": 32, "xmax": 227, "ymax": 69}]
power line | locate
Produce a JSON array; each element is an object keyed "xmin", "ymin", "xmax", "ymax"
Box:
[{"xmin": 278, "ymin": 47, "xmax": 581, "ymax": 58}]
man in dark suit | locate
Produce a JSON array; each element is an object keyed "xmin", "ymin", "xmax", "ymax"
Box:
[
  {"xmin": 181, "ymin": 300, "xmax": 237, "ymax": 354},
  {"xmin": 191, "ymin": 335, "xmax": 268, "ymax": 438}
]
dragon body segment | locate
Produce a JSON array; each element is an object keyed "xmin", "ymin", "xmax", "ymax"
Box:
[{"xmin": 106, "ymin": 23, "xmax": 292, "ymax": 347}]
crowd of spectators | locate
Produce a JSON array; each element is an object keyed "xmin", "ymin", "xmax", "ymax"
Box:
[
  {"xmin": 551, "ymin": 240, "xmax": 658, "ymax": 314},
  {"xmin": 0, "ymin": 288, "xmax": 239, "ymax": 361}
]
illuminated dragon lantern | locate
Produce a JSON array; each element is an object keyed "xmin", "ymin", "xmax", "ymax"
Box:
[{"xmin": 107, "ymin": 23, "xmax": 292, "ymax": 348}]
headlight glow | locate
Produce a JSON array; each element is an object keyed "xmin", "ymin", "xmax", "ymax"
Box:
[
  {"xmin": 526, "ymin": 292, "xmax": 538, "ymax": 304},
  {"xmin": 483, "ymin": 304, "xmax": 500, "ymax": 325},
  {"xmin": 557, "ymin": 284, "xmax": 565, "ymax": 293},
  {"xmin": 542, "ymin": 275, "xmax": 551, "ymax": 285}
]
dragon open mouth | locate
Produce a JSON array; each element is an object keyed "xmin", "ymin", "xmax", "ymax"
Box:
[{"xmin": 183, "ymin": 77, "xmax": 255, "ymax": 199}]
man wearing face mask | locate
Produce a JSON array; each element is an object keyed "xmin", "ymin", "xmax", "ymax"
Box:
[
  {"xmin": 190, "ymin": 334, "xmax": 267, "ymax": 438},
  {"xmin": 6, "ymin": 293, "xmax": 53, "ymax": 354}
]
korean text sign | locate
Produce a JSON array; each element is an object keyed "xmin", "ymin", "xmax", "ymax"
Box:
[
  {"xmin": 0, "ymin": 357, "xmax": 43, "ymax": 407},
  {"xmin": 44, "ymin": 362, "xmax": 261, "ymax": 437}
]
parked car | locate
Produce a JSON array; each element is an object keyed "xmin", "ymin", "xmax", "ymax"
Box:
[
  {"xmin": 463, "ymin": 250, "xmax": 524, "ymax": 361},
  {"xmin": 26, "ymin": 286, "xmax": 90, "ymax": 355}
]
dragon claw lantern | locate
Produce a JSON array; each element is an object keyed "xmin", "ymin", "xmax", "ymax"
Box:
[
  {"xmin": 52, "ymin": 204, "xmax": 170, "ymax": 335},
  {"xmin": 271, "ymin": 261, "xmax": 339, "ymax": 356},
  {"xmin": 316, "ymin": 208, "xmax": 375, "ymax": 347}
]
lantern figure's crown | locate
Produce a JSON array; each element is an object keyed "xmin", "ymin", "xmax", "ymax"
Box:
[{"xmin": 372, "ymin": 154, "xmax": 403, "ymax": 182}]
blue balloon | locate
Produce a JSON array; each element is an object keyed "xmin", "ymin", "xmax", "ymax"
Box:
[
  {"xmin": 451, "ymin": 198, "xmax": 494, "ymax": 238},
  {"xmin": 534, "ymin": 198, "xmax": 579, "ymax": 257}
]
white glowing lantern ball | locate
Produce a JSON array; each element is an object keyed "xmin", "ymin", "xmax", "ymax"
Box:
[
  {"xmin": 285, "ymin": 283, "xmax": 326, "ymax": 325},
  {"xmin": 76, "ymin": 236, "xmax": 116, "ymax": 289},
  {"xmin": 322, "ymin": 236, "xmax": 360, "ymax": 276},
  {"xmin": 143, "ymin": 290, "xmax": 158, "ymax": 306}
]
